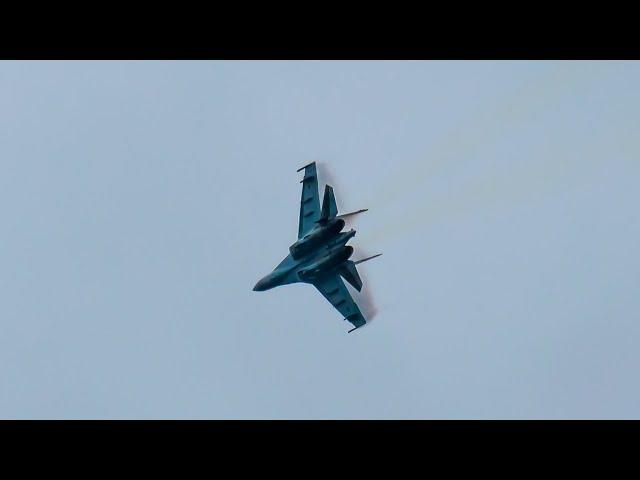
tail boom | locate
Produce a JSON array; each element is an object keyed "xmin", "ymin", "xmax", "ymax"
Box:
[
  {"xmin": 353, "ymin": 253, "xmax": 382, "ymax": 265},
  {"xmin": 337, "ymin": 208, "xmax": 368, "ymax": 220}
]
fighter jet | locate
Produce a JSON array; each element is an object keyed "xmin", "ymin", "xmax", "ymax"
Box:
[{"xmin": 253, "ymin": 161, "xmax": 381, "ymax": 333}]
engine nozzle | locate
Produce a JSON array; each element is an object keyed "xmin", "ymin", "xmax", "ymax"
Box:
[{"xmin": 298, "ymin": 246, "xmax": 354, "ymax": 280}]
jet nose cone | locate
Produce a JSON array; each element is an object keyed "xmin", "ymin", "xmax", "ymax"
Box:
[{"xmin": 254, "ymin": 272, "xmax": 280, "ymax": 291}]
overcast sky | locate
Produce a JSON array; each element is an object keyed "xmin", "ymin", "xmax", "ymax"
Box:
[{"xmin": 1, "ymin": 61, "xmax": 639, "ymax": 418}]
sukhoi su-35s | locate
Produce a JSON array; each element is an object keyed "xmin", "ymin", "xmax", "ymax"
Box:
[{"xmin": 253, "ymin": 162, "xmax": 381, "ymax": 333}]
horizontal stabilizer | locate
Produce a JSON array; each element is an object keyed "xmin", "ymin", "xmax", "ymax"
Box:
[
  {"xmin": 339, "ymin": 260, "xmax": 363, "ymax": 291},
  {"xmin": 337, "ymin": 208, "xmax": 368, "ymax": 220},
  {"xmin": 354, "ymin": 253, "xmax": 382, "ymax": 265}
]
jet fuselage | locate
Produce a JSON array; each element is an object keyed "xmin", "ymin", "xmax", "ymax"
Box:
[
  {"xmin": 288, "ymin": 218, "xmax": 345, "ymax": 259},
  {"xmin": 253, "ymin": 228, "xmax": 356, "ymax": 291}
]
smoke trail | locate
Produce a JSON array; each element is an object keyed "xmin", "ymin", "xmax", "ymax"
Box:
[
  {"xmin": 363, "ymin": 62, "xmax": 622, "ymax": 244},
  {"xmin": 365, "ymin": 63, "xmax": 614, "ymax": 210}
]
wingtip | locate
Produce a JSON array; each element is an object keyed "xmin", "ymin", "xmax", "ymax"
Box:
[
  {"xmin": 348, "ymin": 323, "xmax": 366, "ymax": 333},
  {"xmin": 346, "ymin": 315, "xmax": 366, "ymax": 333},
  {"xmin": 296, "ymin": 161, "xmax": 316, "ymax": 173}
]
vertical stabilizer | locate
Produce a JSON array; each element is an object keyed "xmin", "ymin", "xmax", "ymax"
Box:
[{"xmin": 320, "ymin": 185, "xmax": 338, "ymax": 222}]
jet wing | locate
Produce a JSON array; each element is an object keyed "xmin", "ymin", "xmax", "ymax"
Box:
[
  {"xmin": 312, "ymin": 273, "xmax": 367, "ymax": 332},
  {"xmin": 297, "ymin": 162, "xmax": 321, "ymax": 239}
]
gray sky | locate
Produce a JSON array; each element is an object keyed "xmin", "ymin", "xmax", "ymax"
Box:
[{"xmin": 1, "ymin": 61, "xmax": 639, "ymax": 419}]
